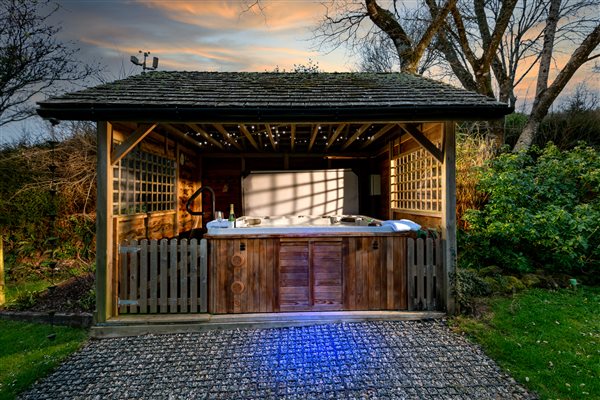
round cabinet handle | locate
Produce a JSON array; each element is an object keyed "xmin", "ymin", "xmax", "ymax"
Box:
[
  {"xmin": 231, "ymin": 281, "xmax": 245, "ymax": 294},
  {"xmin": 231, "ymin": 254, "xmax": 245, "ymax": 267}
]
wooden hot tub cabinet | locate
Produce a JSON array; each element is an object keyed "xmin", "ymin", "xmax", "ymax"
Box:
[{"xmin": 207, "ymin": 233, "xmax": 409, "ymax": 314}]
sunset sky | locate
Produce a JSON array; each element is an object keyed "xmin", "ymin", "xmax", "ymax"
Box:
[{"xmin": 1, "ymin": 0, "xmax": 598, "ymax": 144}]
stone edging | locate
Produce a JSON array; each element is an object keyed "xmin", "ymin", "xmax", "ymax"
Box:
[{"xmin": 0, "ymin": 310, "xmax": 93, "ymax": 328}]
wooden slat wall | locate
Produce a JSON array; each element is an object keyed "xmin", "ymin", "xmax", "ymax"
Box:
[
  {"xmin": 209, "ymin": 238, "xmax": 279, "ymax": 314},
  {"xmin": 343, "ymin": 236, "xmax": 407, "ymax": 310},
  {"xmin": 279, "ymin": 240, "xmax": 311, "ymax": 312},
  {"xmin": 312, "ymin": 240, "xmax": 343, "ymax": 311},
  {"xmin": 210, "ymin": 235, "xmax": 410, "ymax": 314},
  {"xmin": 407, "ymin": 238, "xmax": 444, "ymax": 311},
  {"xmin": 118, "ymin": 238, "xmax": 208, "ymax": 313}
]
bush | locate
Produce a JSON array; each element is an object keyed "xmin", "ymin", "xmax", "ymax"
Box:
[
  {"xmin": 0, "ymin": 123, "xmax": 97, "ymax": 282},
  {"xmin": 451, "ymin": 268, "xmax": 491, "ymax": 313},
  {"xmin": 455, "ymin": 130, "xmax": 497, "ymax": 229},
  {"xmin": 460, "ymin": 143, "xmax": 599, "ymax": 275}
]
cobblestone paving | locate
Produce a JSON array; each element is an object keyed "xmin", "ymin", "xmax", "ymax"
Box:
[{"xmin": 21, "ymin": 320, "xmax": 536, "ymax": 399}]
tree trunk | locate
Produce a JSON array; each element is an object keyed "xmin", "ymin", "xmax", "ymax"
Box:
[
  {"xmin": 514, "ymin": 23, "xmax": 600, "ymax": 151},
  {"xmin": 535, "ymin": 0, "xmax": 561, "ymax": 96},
  {"xmin": 366, "ymin": 0, "xmax": 455, "ymax": 73}
]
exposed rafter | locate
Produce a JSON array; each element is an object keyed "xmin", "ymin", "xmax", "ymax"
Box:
[
  {"xmin": 182, "ymin": 123, "xmax": 224, "ymax": 149},
  {"xmin": 325, "ymin": 124, "xmax": 347, "ymax": 150},
  {"xmin": 308, "ymin": 125, "xmax": 319, "ymax": 152},
  {"xmin": 341, "ymin": 123, "xmax": 371, "ymax": 150},
  {"xmin": 265, "ymin": 124, "xmax": 277, "ymax": 150},
  {"xmin": 213, "ymin": 123, "xmax": 243, "ymax": 151},
  {"xmin": 239, "ymin": 124, "xmax": 261, "ymax": 151},
  {"xmin": 290, "ymin": 124, "xmax": 296, "ymax": 152},
  {"xmin": 359, "ymin": 124, "xmax": 395, "ymax": 149}
]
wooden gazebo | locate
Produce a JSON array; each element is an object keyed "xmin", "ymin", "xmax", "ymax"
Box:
[{"xmin": 37, "ymin": 72, "xmax": 511, "ymax": 328}]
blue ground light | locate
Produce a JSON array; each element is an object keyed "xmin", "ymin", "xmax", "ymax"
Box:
[{"xmin": 21, "ymin": 321, "xmax": 534, "ymax": 399}]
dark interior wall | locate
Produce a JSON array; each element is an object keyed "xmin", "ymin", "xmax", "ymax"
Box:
[
  {"xmin": 201, "ymin": 157, "xmax": 243, "ymax": 219},
  {"xmin": 200, "ymin": 155, "xmax": 383, "ymax": 218},
  {"xmin": 378, "ymin": 152, "xmax": 390, "ymax": 220}
]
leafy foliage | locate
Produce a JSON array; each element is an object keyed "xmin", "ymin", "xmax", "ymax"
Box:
[
  {"xmin": 0, "ymin": 123, "xmax": 96, "ymax": 282},
  {"xmin": 461, "ymin": 143, "xmax": 600, "ymax": 274}
]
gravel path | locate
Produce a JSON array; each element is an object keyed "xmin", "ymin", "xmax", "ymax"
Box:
[{"xmin": 21, "ymin": 320, "xmax": 535, "ymax": 399}]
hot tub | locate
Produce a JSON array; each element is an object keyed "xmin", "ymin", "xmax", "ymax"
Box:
[
  {"xmin": 207, "ymin": 214, "xmax": 396, "ymax": 235},
  {"xmin": 206, "ymin": 214, "xmax": 413, "ymax": 314}
]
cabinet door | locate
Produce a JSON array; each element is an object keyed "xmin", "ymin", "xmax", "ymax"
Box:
[
  {"xmin": 210, "ymin": 238, "xmax": 278, "ymax": 314},
  {"xmin": 279, "ymin": 240, "xmax": 310, "ymax": 311},
  {"xmin": 312, "ymin": 240, "xmax": 343, "ymax": 310},
  {"xmin": 279, "ymin": 239, "xmax": 343, "ymax": 311}
]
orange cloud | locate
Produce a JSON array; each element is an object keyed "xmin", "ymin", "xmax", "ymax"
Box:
[{"xmin": 138, "ymin": 0, "xmax": 325, "ymax": 32}]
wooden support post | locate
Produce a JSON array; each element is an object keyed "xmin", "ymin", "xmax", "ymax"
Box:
[
  {"xmin": 0, "ymin": 235, "xmax": 5, "ymax": 306},
  {"xmin": 441, "ymin": 121, "xmax": 457, "ymax": 314},
  {"xmin": 96, "ymin": 121, "xmax": 114, "ymax": 322}
]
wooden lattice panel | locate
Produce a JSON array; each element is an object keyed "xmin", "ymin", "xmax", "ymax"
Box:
[
  {"xmin": 391, "ymin": 146, "xmax": 442, "ymax": 213},
  {"xmin": 113, "ymin": 150, "xmax": 177, "ymax": 215}
]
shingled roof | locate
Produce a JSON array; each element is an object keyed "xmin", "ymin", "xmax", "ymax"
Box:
[{"xmin": 37, "ymin": 71, "xmax": 511, "ymax": 122}]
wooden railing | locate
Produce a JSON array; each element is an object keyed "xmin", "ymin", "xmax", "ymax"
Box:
[
  {"xmin": 118, "ymin": 238, "xmax": 208, "ymax": 314},
  {"xmin": 407, "ymin": 238, "xmax": 445, "ymax": 311}
]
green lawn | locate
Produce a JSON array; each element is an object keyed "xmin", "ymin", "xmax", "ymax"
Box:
[
  {"xmin": 452, "ymin": 286, "xmax": 600, "ymax": 400},
  {"xmin": 4, "ymin": 280, "xmax": 52, "ymax": 307},
  {"xmin": 0, "ymin": 320, "xmax": 88, "ymax": 400}
]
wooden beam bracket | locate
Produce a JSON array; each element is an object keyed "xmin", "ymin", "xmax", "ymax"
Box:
[
  {"xmin": 111, "ymin": 123, "xmax": 157, "ymax": 165},
  {"xmin": 400, "ymin": 124, "xmax": 443, "ymax": 163}
]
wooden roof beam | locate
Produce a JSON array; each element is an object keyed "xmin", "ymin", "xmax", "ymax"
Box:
[
  {"xmin": 290, "ymin": 124, "xmax": 296, "ymax": 152},
  {"xmin": 111, "ymin": 123, "xmax": 157, "ymax": 165},
  {"xmin": 179, "ymin": 123, "xmax": 224, "ymax": 149},
  {"xmin": 239, "ymin": 124, "xmax": 261, "ymax": 151},
  {"xmin": 265, "ymin": 124, "xmax": 277, "ymax": 150},
  {"xmin": 325, "ymin": 124, "xmax": 347, "ymax": 150},
  {"xmin": 162, "ymin": 124, "xmax": 205, "ymax": 150},
  {"xmin": 360, "ymin": 124, "xmax": 395, "ymax": 149},
  {"xmin": 401, "ymin": 123, "xmax": 443, "ymax": 163},
  {"xmin": 308, "ymin": 124, "xmax": 319, "ymax": 152},
  {"xmin": 341, "ymin": 123, "xmax": 371, "ymax": 150},
  {"xmin": 213, "ymin": 124, "xmax": 243, "ymax": 151}
]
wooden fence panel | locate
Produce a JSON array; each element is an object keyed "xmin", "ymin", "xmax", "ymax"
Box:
[
  {"xmin": 117, "ymin": 238, "xmax": 207, "ymax": 314},
  {"xmin": 160, "ymin": 239, "xmax": 168, "ymax": 313},
  {"xmin": 139, "ymin": 240, "xmax": 148, "ymax": 313},
  {"xmin": 180, "ymin": 239, "xmax": 188, "ymax": 313},
  {"xmin": 149, "ymin": 240, "xmax": 158, "ymax": 313},
  {"xmin": 407, "ymin": 238, "xmax": 444, "ymax": 311}
]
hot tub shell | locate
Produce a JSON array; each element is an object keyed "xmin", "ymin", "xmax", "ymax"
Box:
[{"xmin": 205, "ymin": 215, "xmax": 413, "ymax": 314}]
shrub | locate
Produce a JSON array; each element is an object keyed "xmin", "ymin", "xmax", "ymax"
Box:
[
  {"xmin": 461, "ymin": 143, "xmax": 599, "ymax": 275},
  {"xmin": 451, "ymin": 268, "xmax": 491, "ymax": 313},
  {"xmin": 455, "ymin": 131, "xmax": 497, "ymax": 229}
]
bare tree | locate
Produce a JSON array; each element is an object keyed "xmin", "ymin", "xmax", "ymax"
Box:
[
  {"xmin": 514, "ymin": 22, "xmax": 600, "ymax": 150},
  {"xmin": 315, "ymin": 0, "xmax": 456, "ymax": 73},
  {"xmin": 357, "ymin": 34, "xmax": 399, "ymax": 72},
  {"xmin": 313, "ymin": 1, "xmax": 600, "ymax": 149},
  {"xmin": 0, "ymin": 0, "xmax": 94, "ymax": 127}
]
